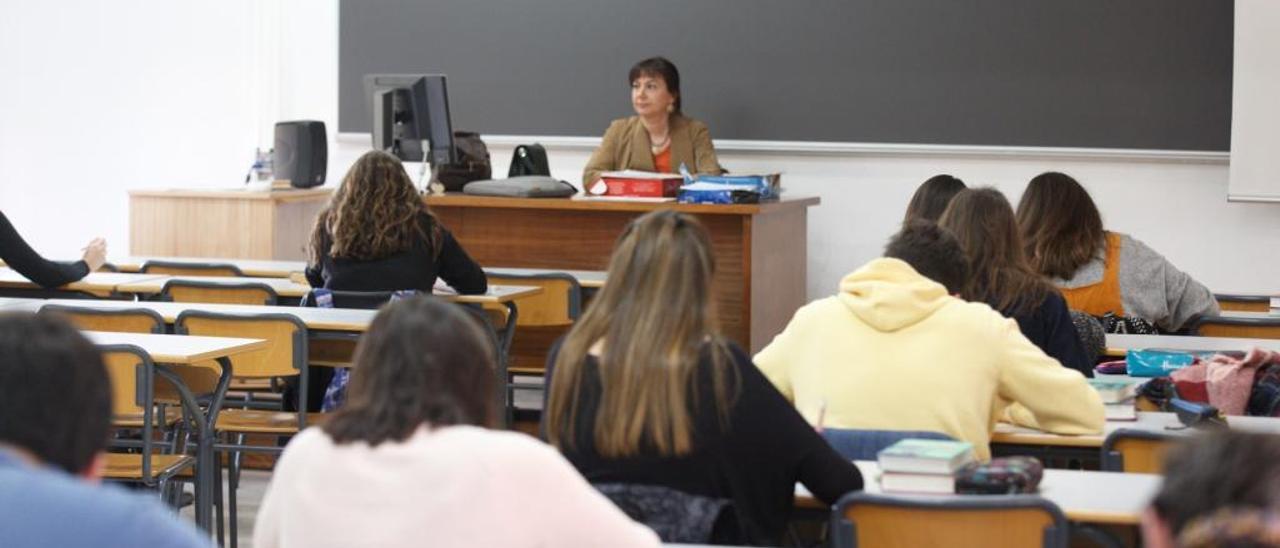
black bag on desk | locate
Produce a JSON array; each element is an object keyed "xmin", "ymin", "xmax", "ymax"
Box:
[
  {"xmin": 435, "ymin": 131, "xmax": 492, "ymax": 191},
  {"xmin": 508, "ymin": 144, "xmax": 550, "ymax": 177}
]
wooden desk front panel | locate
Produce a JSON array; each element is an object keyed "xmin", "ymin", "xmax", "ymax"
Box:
[
  {"xmin": 433, "ymin": 202, "xmax": 808, "ymax": 353},
  {"xmin": 129, "ymin": 190, "xmax": 328, "ymax": 261}
]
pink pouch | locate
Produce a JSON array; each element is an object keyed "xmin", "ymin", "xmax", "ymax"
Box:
[
  {"xmin": 1171, "ymin": 364, "xmax": 1209, "ymax": 403},
  {"xmin": 1205, "ymin": 348, "xmax": 1280, "ymax": 415}
]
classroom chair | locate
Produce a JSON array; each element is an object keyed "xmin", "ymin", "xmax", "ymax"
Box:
[
  {"xmin": 141, "ymin": 260, "xmax": 245, "ymax": 277},
  {"xmin": 1214, "ymin": 294, "xmax": 1271, "ymax": 313},
  {"xmin": 40, "ymin": 303, "xmax": 166, "ymax": 334},
  {"xmin": 1191, "ymin": 315, "xmax": 1280, "ymax": 339},
  {"xmin": 821, "ymin": 429, "xmax": 954, "ymax": 461},
  {"xmin": 159, "ymin": 279, "xmax": 279, "ymax": 306},
  {"xmin": 484, "ymin": 273, "xmax": 582, "ymax": 418},
  {"xmin": 830, "ymin": 492, "xmax": 1069, "ymax": 548},
  {"xmin": 98, "ymin": 346, "xmax": 196, "ymax": 508},
  {"xmin": 175, "ymin": 310, "xmax": 309, "ymax": 548},
  {"xmin": 1100, "ymin": 429, "xmax": 1178, "ymax": 473}
]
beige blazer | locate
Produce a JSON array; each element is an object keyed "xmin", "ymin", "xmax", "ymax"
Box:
[{"xmin": 581, "ymin": 114, "xmax": 725, "ymax": 189}]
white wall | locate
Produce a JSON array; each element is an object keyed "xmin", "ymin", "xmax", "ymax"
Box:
[
  {"xmin": 4, "ymin": 1, "xmax": 1278, "ymax": 300},
  {"xmin": 1228, "ymin": 0, "xmax": 1280, "ymax": 201}
]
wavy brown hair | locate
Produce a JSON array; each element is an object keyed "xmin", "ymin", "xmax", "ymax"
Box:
[
  {"xmin": 938, "ymin": 187, "xmax": 1056, "ymax": 316},
  {"xmin": 322, "ymin": 295, "xmax": 496, "ymax": 445},
  {"xmin": 546, "ymin": 210, "xmax": 737, "ymax": 458},
  {"xmin": 1015, "ymin": 172, "xmax": 1106, "ymax": 280},
  {"xmin": 308, "ymin": 150, "xmax": 441, "ymax": 265}
]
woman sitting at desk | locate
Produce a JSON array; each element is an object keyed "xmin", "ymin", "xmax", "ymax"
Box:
[
  {"xmin": 0, "ymin": 210, "xmax": 106, "ymax": 288},
  {"xmin": 305, "ymin": 150, "xmax": 487, "ymax": 295},
  {"xmin": 582, "ymin": 57, "xmax": 725, "ymax": 191}
]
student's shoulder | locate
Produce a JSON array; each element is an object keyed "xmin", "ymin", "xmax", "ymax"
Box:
[
  {"xmin": 935, "ymin": 298, "xmax": 1021, "ymax": 336},
  {"xmin": 435, "ymin": 425, "xmax": 571, "ymax": 473}
]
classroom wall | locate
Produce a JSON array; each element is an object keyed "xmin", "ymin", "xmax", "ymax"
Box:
[{"xmin": 3, "ymin": 2, "xmax": 1278, "ymax": 302}]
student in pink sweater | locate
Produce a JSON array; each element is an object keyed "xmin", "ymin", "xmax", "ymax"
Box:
[{"xmin": 254, "ymin": 296, "xmax": 657, "ymax": 548}]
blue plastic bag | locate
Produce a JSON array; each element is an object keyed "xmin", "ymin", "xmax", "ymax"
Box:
[{"xmin": 1126, "ymin": 349, "xmax": 1196, "ymax": 377}]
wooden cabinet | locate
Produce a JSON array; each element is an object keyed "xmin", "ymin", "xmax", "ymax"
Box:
[{"xmin": 129, "ymin": 188, "xmax": 331, "ymax": 260}]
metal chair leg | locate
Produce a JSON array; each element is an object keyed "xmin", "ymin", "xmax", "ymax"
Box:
[
  {"xmin": 214, "ymin": 434, "xmax": 226, "ymax": 547},
  {"xmin": 228, "ymin": 432, "xmax": 245, "ymax": 548}
]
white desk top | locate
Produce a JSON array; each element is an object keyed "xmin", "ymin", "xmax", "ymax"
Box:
[
  {"xmin": 84, "ymin": 331, "xmax": 267, "ymax": 364},
  {"xmin": 796, "ymin": 461, "xmax": 1160, "ymax": 525},
  {"xmin": 1105, "ymin": 333, "xmax": 1280, "ymax": 356},
  {"xmin": 1218, "ymin": 310, "xmax": 1280, "ymax": 320},
  {"xmin": 115, "ymin": 276, "xmax": 312, "ymax": 297},
  {"xmin": 0, "ymin": 268, "xmax": 168, "ymax": 292},
  {"xmin": 28, "ymin": 299, "xmax": 377, "ymax": 332},
  {"xmin": 992, "ymin": 411, "xmax": 1280, "ymax": 448},
  {"xmin": 0, "ymin": 297, "xmax": 45, "ymax": 309},
  {"xmin": 110, "ymin": 256, "xmax": 307, "ymax": 278}
]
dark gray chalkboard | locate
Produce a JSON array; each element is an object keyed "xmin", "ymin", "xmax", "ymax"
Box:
[{"xmin": 339, "ymin": 0, "xmax": 1232, "ymax": 151}]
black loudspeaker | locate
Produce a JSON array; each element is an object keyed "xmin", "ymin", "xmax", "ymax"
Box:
[{"xmin": 273, "ymin": 121, "xmax": 327, "ymax": 188}]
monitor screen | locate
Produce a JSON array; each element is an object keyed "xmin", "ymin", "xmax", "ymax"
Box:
[{"xmin": 364, "ymin": 74, "xmax": 455, "ymax": 166}]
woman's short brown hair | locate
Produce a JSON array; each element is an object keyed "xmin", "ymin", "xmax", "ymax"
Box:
[
  {"xmin": 629, "ymin": 56, "xmax": 682, "ymax": 113},
  {"xmin": 1016, "ymin": 172, "xmax": 1106, "ymax": 280},
  {"xmin": 322, "ymin": 296, "xmax": 496, "ymax": 445},
  {"xmin": 938, "ymin": 187, "xmax": 1055, "ymax": 316}
]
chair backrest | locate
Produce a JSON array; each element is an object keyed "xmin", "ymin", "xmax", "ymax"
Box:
[
  {"xmin": 485, "ymin": 273, "xmax": 582, "ymax": 327},
  {"xmin": 141, "ymin": 260, "xmax": 244, "ymax": 277},
  {"xmin": 1100, "ymin": 428, "xmax": 1178, "ymax": 473},
  {"xmin": 831, "ymin": 492, "xmax": 1069, "ymax": 548},
  {"xmin": 1192, "ymin": 315, "xmax": 1280, "ymax": 340},
  {"xmin": 300, "ymin": 289, "xmax": 396, "ymax": 310},
  {"xmin": 39, "ymin": 304, "xmax": 166, "ymax": 334},
  {"xmin": 100, "ymin": 345, "xmax": 161, "ymax": 480},
  {"xmin": 1214, "ymin": 294, "xmax": 1271, "ymax": 313},
  {"xmin": 160, "ymin": 279, "xmax": 278, "ymax": 306},
  {"xmin": 175, "ymin": 310, "xmax": 309, "ymax": 422},
  {"xmin": 822, "ymin": 429, "xmax": 955, "ymax": 461}
]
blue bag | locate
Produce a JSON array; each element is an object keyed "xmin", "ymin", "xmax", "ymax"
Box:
[
  {"xmin": 1125, "ymin": 349, "xmax": 1196, "ymax": 377},
  {"xmin": 318, "ymin": 289, "xmax": 417, "ymax": 411}
]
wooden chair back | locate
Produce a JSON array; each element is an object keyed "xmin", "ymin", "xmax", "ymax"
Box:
[
  {"xmin": 831, "ymin": 492, "xmax": 1068, "ymax": 548},
  {"xmin": 142, "ymin": 260, "xmax": 244, "ymax": 277},
  {"xmin": 161, "ymin": 279, "xmax": 278, "ymax": 306},
  {"xmin": 1193, "ymin": 315, "xmax": 1280, "ymax": 339},
  {"xmin": 174, "ymin": 311, "xmax": 307, "ymax": 380},
  {"xmin": 1215, "ymin": 294, "xmax": 1271, "ymax": 313},
  {"xmin": 39, "ymin": 305, "xmax": 165, "ymax": 334},
  {"xmin": 1101, "ymin": 429, "xmax": 1177, "ymax": 473},
  {"xmin": 484, "ymin": 274, "xmax": 582, "ymax": 327}
]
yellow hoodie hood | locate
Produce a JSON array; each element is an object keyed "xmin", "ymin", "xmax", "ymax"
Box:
[{"xmin": 836, "ymin": 258, "xmax": 953, "ymax": 332}]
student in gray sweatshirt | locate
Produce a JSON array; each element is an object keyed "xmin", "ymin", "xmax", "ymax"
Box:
[{"xmin": 1015, "ymin": 172, "xmax": 1219, "ymax": 332}]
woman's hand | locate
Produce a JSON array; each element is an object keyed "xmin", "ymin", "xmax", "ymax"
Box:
[{"xmin": 81, "ymin": 237, "xmax": 107, "ymax": 271}]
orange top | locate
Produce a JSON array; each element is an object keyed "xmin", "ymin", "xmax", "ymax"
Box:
[
  {"xmin": 1061, "ymin": 232, "xmax": 1125, "ymax": 317},
  {"xmin": 653, "ymin": 146, "xmax": 672, "ymax": 174}
]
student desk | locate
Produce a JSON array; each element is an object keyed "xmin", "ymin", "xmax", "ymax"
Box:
[
  {"xmin": 0, "ymin": 296, "xmax": 44, "ymax": 309},
  {"xmin": 796, "ymin": 461, "xmax": 1161, "ymax": 526},
  {"xmin": 85, "ymin": 330, "xmax": 267, "ymax": 533},
  {"xmin": 0, "ymin": 269, "xmax": 169, "ymax": 298},
  {"xmin": 115, "ymin": 275, "xmax": 313, "ymax": 298},
  {"xmin": 1214, "ymin": 291, "xmax": 1276, "ymax": 312},
  {"xmin": 1103, "ymin": 333, "xmax": 1280, "ymax": 358},
  {"xmin": 110, "ymin": 256, "xmax": 308, "ymax": 278},
  {"xmin": 990, "ymin": 411, "xmax": 1280, "ymax": 466},
  {"xmin": 128, "ymin": 188, "xmax": 331, "ymax": 260},
  {"xmin": 485, "ymin": 267, "xmax": 607, "ymax": 289},
  {"xmin": 425, "ymin": 194, "xmax": 820, "ymax": 353}
]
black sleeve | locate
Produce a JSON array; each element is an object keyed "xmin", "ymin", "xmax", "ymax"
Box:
[
  {"xmin": 434, "ymin": 227, "xmax": 488, "ymax": 295},
  {"xmin": 727, "ymin": 345, "xmax": 863, "ymax": 504},
  {"xmin": 0, "ymin": 211, "xmax": 89, "ymax": 289},
  {"xmin": 1042, "ymin": 293, "xmax": 1093, "ymax": 377}
]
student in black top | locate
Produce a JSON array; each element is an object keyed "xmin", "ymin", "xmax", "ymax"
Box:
[
  {"xmin": 937, "ymin": 187, "xmax": 1091, "ymax": 376},
  {"xmin": 0, "ymin": 211, "xmax": 106, "ymax": 288},
  {"xmin": 543, "ymin": 210, "xmax": 862, "ymax": 546},
  {"xmin": 304, "ymin": 150, "xmax": 487, "ymax": 294}
]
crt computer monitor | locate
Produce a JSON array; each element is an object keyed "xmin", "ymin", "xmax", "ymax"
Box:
[{"xmin": 364, "ymin": 74, "xmax": 455, "ymax": 166}]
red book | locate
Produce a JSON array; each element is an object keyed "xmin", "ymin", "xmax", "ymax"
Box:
[{"xmin": 594, "ymin": 170, "xmax": 684, "ymax": 198}]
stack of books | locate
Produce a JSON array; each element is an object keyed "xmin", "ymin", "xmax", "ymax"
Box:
[
  {"xmin": 592, "ymin": 170, "xmax": 683, "ymax": 198},
  {"xmin": 876, "ymin": 439, "xmax": 976, "ymax": 494},
  {"xmin": 1088, "ymin": 377, "xmax": 1139, "ymax": 421}
]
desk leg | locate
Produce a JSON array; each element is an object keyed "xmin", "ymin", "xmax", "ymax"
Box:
[
  {"xmin": 499, "ymin": 302, "xmax": 518, "ymax": 427},
  {"xmin": 155, "ymin": 357, "xmax": 233, "ymax": 534}
]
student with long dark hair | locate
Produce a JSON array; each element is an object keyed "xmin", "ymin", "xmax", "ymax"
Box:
[
  {"xmin": 305, "ymin": 150, "xmax": 486, "ymax": 294},
  {"xmin": 1016, "ymin": 172, "xmax": 1217, "ymax": 332},
  {"xmin": 255, "ymin": 296, "xmax": 657, "ymax": 548},
  {"xmin": 938, "ymin": 187, "xmax": 1091, "ymax": 375},
  {"xmin": 903, "ymin": 174, "xmax": 967, "ymax": 223},
  {"xmin": 544, "ymin": 210, "xmax": 862, "ymax": 546}
]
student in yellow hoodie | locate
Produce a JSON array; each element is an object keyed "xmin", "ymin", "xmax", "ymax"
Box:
[{"xmin": 754, "ymin": 221, "xmax": 1104, "ymax": 461}]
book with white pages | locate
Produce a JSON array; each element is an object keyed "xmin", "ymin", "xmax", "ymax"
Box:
[
  {"xmin": 876, "ymin": 439, "xmax": 976, "ymax": 475},
  {"xmin": 879, "ymin": 471, "xmax": 956, "ymax": 495}
]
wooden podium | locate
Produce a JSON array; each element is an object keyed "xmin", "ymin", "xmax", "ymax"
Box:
[
  {"xmin": 129, "ymin": 188, "xmax": 331, "ymax": 260},
  {"xmin": 426, "ymin": 194, "xmax": 820, "ymax": 353}
]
